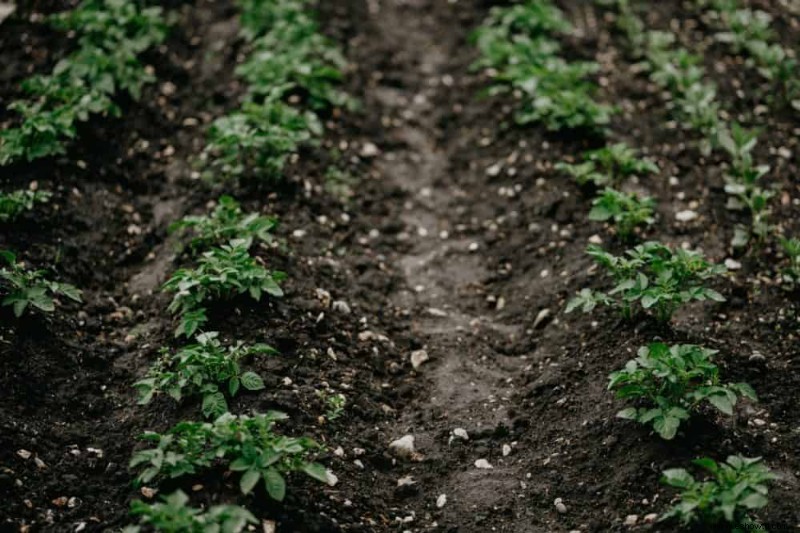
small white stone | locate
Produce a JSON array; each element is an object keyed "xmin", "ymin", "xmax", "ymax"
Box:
[
  {"xmin": 624, "ymin": 514, "xmax": 638, "ymax": 526},
  {"xmin": 486, "ymin": 163, "xmax": 502, "ymax": 176},
  {"xmin": 474, "ymin": 459, "xmax": 493, "ymax": 469},
  {"xmin": 469, "ymin": 242, "xmax": 480, "ymax": 252},
  {"xmin": 453, "ymin": 428, "xmax": 469, "ymax": 440},
  {"xmin": 675, "ymin": 209, "xmax": 698, "ymax": 222},
  {"xmin": 533, "ymin": 308, "xmax": 550, "ymax": 329},
  {"xmin": 389, "ymin": 435, "xmax": 416, "ymax": 458},
  {"xmin": 502, "ymin": 444, "xmax": 512, "ymax": 457},
  {"xmin": 436, "ymin": 494, "xmax": 447, "ymax": 508},
  {"xmin": 554, "ymin": 497, "xmax": 567, "ymax": 514},
  {"xmin": 397, "ymin": 475, "xmax": 416, "ymax": 487},
  {"xmin": 361, "ymin": 142, "xmax": 380, "ymax": 157},
  {"xmin": 410, "ymin": 350, "xmax": 429, "ymax": 370},
  {"xmin": 644, "ymin": 513, "xmax": 658, "ymax": 523},
  {"xmin": 588, "ymin": 234, "xmax": 603, "ymax": 244},
  {"xmin": 332, "ymin": 300, "xmax": 352, "ymax": 314},
  {"xmin": 724, "ymin": 258, "xmax": 742, "ymax": 270}
]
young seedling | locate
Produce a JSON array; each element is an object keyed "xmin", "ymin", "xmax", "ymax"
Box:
[
  {"xmin": 130, "ymin": 412, "xmax": 332, "ymax": 501},
  {"xmin": 473, "ymin": 0, "xmax": 613, "ymax": 132},
  {"xmin": 134, "ymin": 332, "xmax": 276, "ymax": 418},
  {"xmin": 556, "ymin": 143, "xmax": 658, "ymax": 188},
  {"xmin": 609, "ymin": 342, "xmax": 756, "ymax": 439},
  {"xmin": 589, "ymin": 188, "xmax": 655, "ymax": 239},
  {"xmin": 162, "ymin": 239, "xmax": 285, "ymax": 337},
  {"xmin": 779, "ymin": 237, "xmax": 800, "ymax": 286},
  {"xmin": 125, "ymin": 490, "xmax": 257, "ymax": 533},
  {"xmin": 317, "ymin": 390, "xmax": 347, "ymax": 421},
  {"xmin": 201, "ymin": 100, "xmax": 321, "ymax": 181},
  {"xmin": 170, "ymin": 195, "xmax": 277, "ymax": 253},
  {"xmin": 0, "ymin": 251, "xmax": 82, "ymax": 317},
  {"xmin": 0, "ymin": 190, "xmax": 51, "ymax": 222},
  {"xmin": 566, "ymin": 241, "xmax": 726, "ymax": 322},
  {"xmin": 661, "ymin": 455, "xmax": 776, "ymax": 528}
]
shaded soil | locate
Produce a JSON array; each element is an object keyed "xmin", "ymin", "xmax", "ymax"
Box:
[{"xmin": 1, "ymin": 0, "xmax": 799, "ymax": 532}]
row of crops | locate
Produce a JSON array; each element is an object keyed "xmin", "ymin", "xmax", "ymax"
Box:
[
  {"xmin": 472, "ymin": 0, "xmax": 796, "ymax": 529},
  {"xmin": 1, "ymin": 0, "xmax": 351, "ymax": 529}
]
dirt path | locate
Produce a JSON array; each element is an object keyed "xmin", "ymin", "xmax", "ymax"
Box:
[{"xmin": 356, "ymin": 1, "xmax": 535, "ymax": 529}]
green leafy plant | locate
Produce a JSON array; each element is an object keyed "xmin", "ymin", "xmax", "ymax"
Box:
[
  {"xmin": 556, "ymin": 143, "xmax": 658, "ymax": 187},
  {"xmin": 589, "ymin": 188, "xmax": 655, "ymax": 239},
  {"xmin": 130, "ymin": 412, "xmax": 332, "ymax": 501},
  {"xmin": 0, "ymin": 251, "xmax": 82, "ymax": 317},
  {"xmin": 718, "ymin": 124, "xmax": 773, "ymax": 249},
  {"xmin": 201, "ymin": 101, "xmax": 321, "ymax": 181},
  {"xmin": 661, "ymin": 455, "xmax": 776, "ymax": 528},
  {"xmin": 317, "ymin": 390, "xmax": 346, "ymax": 421},
  {"xmin": 566, "ymin": 242, "xmax": 726, "ymax": 321},
  {"xmin": 125, "ymin": 490, "xmax": 257, "ymax": 533},
  {"xmin": 170, "ymin": 195, "xmax": 277, "ymax": 252},
  {"xmin": 609, "ymin": 342, "xmax": 757, "ymax": 439},
  {"xmin": 0, "ymin": 190, "xmax": 51, "ymax": 222},
  {"xmin": 162, "ymin": 239, "xmax": 285, "ymax": 337},
  {"xmin": 779, "ymin": 237, "xmax": 800, "ymax": 286},
  {"xmin": 134, "ymin": 332, "xmax": 276, "ymax": 418},
  {"xmin": 473, "ymin": 0, "xmax": 613, "ymax": 132},
  {"xmin": 0, "ymin": 0, "xmax": 167, "ymax": 165}
]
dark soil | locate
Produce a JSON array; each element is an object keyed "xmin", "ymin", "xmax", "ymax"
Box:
[{"xmin": 1, "ymin": 0, "xmax": 799, "ymax": 532}]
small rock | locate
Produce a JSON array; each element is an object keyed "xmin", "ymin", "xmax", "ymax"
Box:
[
  {"xmin": 725, "ymin": 258, "xmax": 742, "ymax": 270},
  {"xmin": 486, "ymin": 163, "xmax": 502, "ymax": 177},
  {"xmin": 34, "ymin": 457, "xmax": 47, "ymax": 470},
  {"xmin": 389, "ymin": 435, "xmax": 416, "ymax": 459},
  {"xmin": 397, "ymin": 475, "xmax": 416, "ymax": 487},
  {"xmin": 453, "ymin": 428, "xmax": 469, "ymax": 440},
  {"xmin": 332, "ymin": 300, "xmax": 351, "ymax": 314},
  {"xmin": 325, "ymin": 470, "xmax": 339, "ymax": 486},
  {"xmin": 533, "ymin": 308, "xmax": 551, "ymax": 329},
  {"xmin": 588, "ymin": 234, "xmax": 603, "ymax": 244},
  {"xmin": 263, "ymin": 520, "xmax": 277, "ymax": 533},
  {"xmin": 16, "ymin": 450, "xmax": 31, "ymax": 460},
  {"xmin": 554, "ymin": 497, "xmax": 567, "ymax": 514},
  {"xmin": 643, "ymin": 513, "xmax": 658, "ymax": 523},
  {"xmin": 436, "ymin": 494, "xmax": 447, "ymax": 508},
  {"xmin": 753, "ymin": 418, "xmax": 767, "ymax": 427},
  {"xmin": 0, "ymin": 3, "xmax": 15, "ymax": 24},
  {"xmin": 749, "ymin": 351, "xmax": 766, "ymax": 363},
  {"xmin": 474, "ymin": 459, "xmax": 493, "ymax": 469},
  {"xmin": 624, "ymin": 515, "xmax": 638, "ymax": 526},
  {"xmin": 140, "ymin": 487, "xmax": 157, "ymax": 499},
  {"xmin": 502, "ymin": 444, "xmax": 512, "ymax": 457},
  {"xmin": 426, "ymin": 307, "xmax": 448, "ymax": 317},
  {"xmin": 675, "ymin": 209, "xmax": 698, "ymax": 222},
  {"xmin": 361, "ymin": 142, "xmax": 380, "ymax": 157},
  {"xmin": 315, "ymin": 288, "xmax": 332, "ymax": 308},
  {"xmin": 410, "ymin": 350, "xmax": 429, "ymax": 370}
]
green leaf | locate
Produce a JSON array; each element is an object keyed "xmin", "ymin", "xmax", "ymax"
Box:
[
  {"xmin": 264, "ymin": 468, "xmax": 286, "ymax": 501},
  {"xmin": 707, "ymin": 392, "xmax": 734, "ymax": 415},
  {"xmin": 301, "ymin": 462, "xmax": 331, "ymax": 484},
  {"xmin": 202, "ymin": 392, "xmax": 228, "ymax": 418},
  {"xmin": 240, "ymin": 371, "xmax": 265, "ymax": 391},
  {"xmin": 239, "ymin": 469, "xmax": 261, "ymax": 494},
  {"xmin": 661, "ymin": 468, "xmax": 694, "ymax": 489},
  {"xmin": 653, "ymin": 414, "xmax": 681, "ymax": 440}
]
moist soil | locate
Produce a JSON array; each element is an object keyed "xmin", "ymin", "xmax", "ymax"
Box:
[{"xmin": 1, "ymin": 1, "xmax": 799, "ymax": 532}]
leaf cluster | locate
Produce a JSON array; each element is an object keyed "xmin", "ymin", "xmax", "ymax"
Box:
[
  {"xmin": 130, "ymin": 412, "xmax": 331, "ymax": 501},
  {"xmin": 0, "ymin": 190, "xmax": 51, "ymax": 222},
  {"xmin": 566, "ymin": 241, "xmax": 727, "ymax": 321},
  {"xmin": 162, "ymin": 239, "xmax": 285, "ymax": 337},
  {"xmin": 589, "ymin": 188, "xmax": 655, "ymax": 239},
  {"xmin": 661, "ymin": 455, "xmax": 776, "ymax": 527},
  {"xmin": 556, "ymin": 143, "xmax": 659, "ymax": 188},
  {"xmin": 0, "ymin": 250, "xmax": 82, "ymax": 317},
  {"xmin": 609, "ymin": 342, "xmax": 756, "ymax": 439},
  {"xmin": 134, "ymin": 332, "xmax": 276, "ymax": 418},
  {"xmin": 125, "ymin": 490, "xmax": 257, "ymax": 533}
]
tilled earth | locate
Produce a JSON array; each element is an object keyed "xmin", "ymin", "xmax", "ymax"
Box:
[{"xmin": 1, "ymin": 1, "xmax": 800, "ymax": 532}]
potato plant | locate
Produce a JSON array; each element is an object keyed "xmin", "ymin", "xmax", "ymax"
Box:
[
  {"xmin": 170, "ymin": 195, "xmax": 277, "ymax": 253},
  {"xmin": 0, "ymin": 0, "xmax": 168, "ymax": 165},
  {"xmin": 661, "ymin": 455, "xmax": 776, "ymax": 528},
  {"xmin": 0, "ymin": 250, "xmax": 82, "ymax": 317},
  {"xmin": 130, "ymin": 412, "xmax": 331, "ymax": 501},
  {"xmin": 589, "ymin": 188, "xmax": 655, "ymax": 240},
  {"xmin": 473, "ymin": 0, "xmax": 613, "ymax": 132},
  {"xmin": 609, "ymin": 342, "xmax": 756, "ymax": 439},
  {"xmin": 556, "ymin": 142, "xmax": 659, "ymax": 188},
  {"xmin": 566, "ymin": 242, "xmax": 726, "ymax": 322},
  {"xmin": 125, "ymin": 490, "xmax": 257, "ymax": 533},
  {"xmin": 0, "ymin": 190, "xmax": 51, "ymax": 222},
  {"xmin": 780, "ymin": 237, "xmax": 800, "ymax": 286},
  {"xmin": 163, "ymin": 239, "xmax": 285, "ymax": 337},
  {"xmin": 134, "ymin": 332, "xmax": 276, "ymax": 418}
]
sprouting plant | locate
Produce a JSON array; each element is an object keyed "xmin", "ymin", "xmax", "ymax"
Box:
[
  {"xmin": 0, "ymin": 251, "xmax": 82, "ymax": 317},
  {"xmin": 201, "ymin": 100, "xmax": 321, "ymax": 181},
  {"xmin": 718, "ymin": 124, "xmax": 774, "ymax": 249},
  {"xmin": 125, "ymin": 490, "xmax": 257, "ymax": 533},
  {"xmin": 130, "ymin": 412, "xmax": 332, "ymax": 501},
  {"xmin": 609, "ymin": 342, "xmax": 756, "ymax": 439},
  {"xmin": 317, "ymin": 390, "xmax": 346, "ymax": 421},
  {"xmin": 556, "ymin": 143, "xmax": 658, "ymax": 187},
  {"xmin": 661, "ymin": 455, "xmax": 776, "ymax": 528},
  {"xmin": 237, "ymin": 0, "xmax": 312, "ymax": 42},
  {"xmin": 134, "ymin": 332, "xmax": 276, "ymax": 418},
  {"xmin": 170, "ymin": 195, "xmax": 277, "ymax": 252},
  {"xmin": 472, "ymin": 0, "xmax": 613, "ymax": 132},
  {"xmin": 162, "ymin": 239, "xmax": 285, "ymax": 337},
  {"xmin": 566, "ymin": 242, "xmax": 726, "ymax": 322},
  {"xmin": 596, "ymin": 0, "xmax": 647, "ymax": 56},
  {"xmin": 0, "ymin": 190, "xmax": 51, "ymax": 222},
  {"xmin": 779, "ymin": 237, "xmax": 800, "ymax": 286},
  {"xmin": 0, "ymin": 0, "xmax": 167, "ymax": 166},
  {"xmin": 325, "ymin": 166, "xmax": 357, "ymax": 202},
  {"xmin": 589, "ymin": 188, "xmax": 655, "ymax": 239}
]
